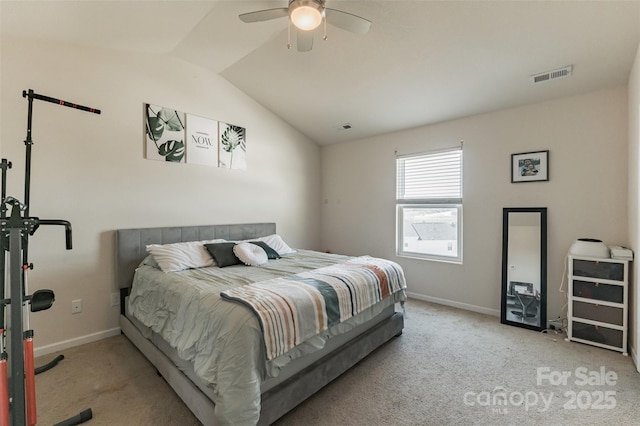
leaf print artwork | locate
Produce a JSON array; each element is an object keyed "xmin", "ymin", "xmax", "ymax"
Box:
[
  {"xmin": 157, "ymin": 108, "xmax": 184, "ymax": 132},
  {"xmin": 158, "ymin": 139, "xmax": 185, "ymax": 162},
  {"xmin": 219, "ymin": 123, "xmax": 246, "ymax": 169},
  {"xmin": 144, "ymin": 104, "xmax": 186, "ymax": 163}
]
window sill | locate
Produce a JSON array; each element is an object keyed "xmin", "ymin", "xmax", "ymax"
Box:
[{"xmin": 396, "ymin": 253, "xmax": 463, "ymax": 265}]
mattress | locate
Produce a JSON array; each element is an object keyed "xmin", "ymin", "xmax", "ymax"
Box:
[{"xmin": 127, "ymin": 249, "xmax": 406, "ymax": 425}]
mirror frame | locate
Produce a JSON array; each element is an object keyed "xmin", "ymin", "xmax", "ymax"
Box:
[{"xmin": 500, "ymin": 207, "xmax": 547, "ymax": 331}]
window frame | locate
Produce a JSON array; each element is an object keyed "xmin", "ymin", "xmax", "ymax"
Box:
[{"xmin": 396, "ymin": 147, "xmax": 463, "ymax": 263}]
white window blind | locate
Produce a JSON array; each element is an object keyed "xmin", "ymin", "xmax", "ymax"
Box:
[
  {"xmin": 396, "ymin": 148, "xmax": 462, "ymax": 203},
  {"xmin": 396, "ymin": 147, "xmax": 463, "ymax": 263}
]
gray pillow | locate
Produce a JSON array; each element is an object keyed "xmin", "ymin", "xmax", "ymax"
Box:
[
  {"xmin": 249, "ymin": 241, "xmax": 281, "ymax": 259},
  {"xmin": 204, "ymin": 242, "xmax": 241, "ymax": 268}
]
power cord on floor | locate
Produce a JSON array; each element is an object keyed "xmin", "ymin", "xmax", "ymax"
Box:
[{"xmin": 540, "ymin": 327, "xmax": 565, "ymax": 342}]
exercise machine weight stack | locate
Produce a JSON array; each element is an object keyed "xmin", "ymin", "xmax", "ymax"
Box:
[{"xmin": 0, "ymin": 89, "xmax": 100, "ymax": 425}]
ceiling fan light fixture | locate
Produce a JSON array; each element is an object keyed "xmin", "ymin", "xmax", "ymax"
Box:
[
  {"xmin": 240, "ymin": 0, "xmax": 370, "ymax": 52},
  {"xmin": 289, "ymin": 0, "xmax": 324, "ymax": 31}
]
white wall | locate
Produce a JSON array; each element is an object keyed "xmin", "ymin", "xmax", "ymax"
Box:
[
  {"xmin": 628, "ymin": 43, "xmax": 640, "ymax": 370},
  {"xmin": 321, "ymin": 87, "xmax": 629, "ymax": 320},
  {"xmin": 0, "ymin": 37, "xmax": 322, "ymax": 353}
]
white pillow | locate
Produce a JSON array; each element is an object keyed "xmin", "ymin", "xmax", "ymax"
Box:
[
  {"xmin": 253, "ymin": 234, "xmax": 296, "ymax": 255},
  {"xmin": 146, "ymin": 239, "xmax": 226, "ymax": 272},
  {"xmin": 233, "ymin": 242, "xmax": 268, "ymax": 266}
]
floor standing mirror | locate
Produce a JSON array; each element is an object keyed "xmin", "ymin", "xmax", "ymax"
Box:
[{"xmin": 501, "ymin": 207, "xmax": 547, "ymax": 331}]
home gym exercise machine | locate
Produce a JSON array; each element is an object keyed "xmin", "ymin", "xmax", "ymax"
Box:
[{"xmin": 0, "ymin": 89, "xmax": 100, "ymax": 425}]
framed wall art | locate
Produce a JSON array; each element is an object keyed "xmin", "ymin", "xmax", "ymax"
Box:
[
  {"xmin": 218, "ymin": 122, "xmax": 246, "ymax": 170},
  {"xmin": 186, "ymin": 114, "xmax": 218, "ymax": 167},
  {"xmin": 144, "ymin": 104, "xmax": 186, "ymax": 163},
  {"xmin": 143, "ymin": 102, "xmax": 248, "ymax": 169},
  {"xmin": 511, "ymin": 150, "xmax": 549, "ymax": 183}
]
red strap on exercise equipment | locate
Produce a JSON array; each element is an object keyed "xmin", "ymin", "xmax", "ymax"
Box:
[
  {"xmin": 24, "ymin": 337, "xmax": 36, "ymax": 426},
  {"xmin": 0, "ymin": 355, "xmax": 8, "ymax": 426}
]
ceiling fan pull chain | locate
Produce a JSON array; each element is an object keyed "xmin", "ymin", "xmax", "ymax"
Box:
[
  {"xmin": 287, "ymin": 20, "xmax": 292, "ymax": 49},
  {"xmin": 323, "ymin": 16, "xmax": 328, "ymax": 41}
]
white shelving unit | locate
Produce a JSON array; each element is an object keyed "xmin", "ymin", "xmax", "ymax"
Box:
[{"xmin": 567, "ymin": 255, "xmax": 629, "ymax": 355}]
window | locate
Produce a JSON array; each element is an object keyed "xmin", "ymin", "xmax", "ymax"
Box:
[{"xmin": 396, "ymin": 147, "xmax": 463, "ymax": 262}]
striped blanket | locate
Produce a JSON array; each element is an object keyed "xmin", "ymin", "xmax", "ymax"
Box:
[{"xmin": 221, "ymin": 256, "xmax": 406, "ymax": 360}]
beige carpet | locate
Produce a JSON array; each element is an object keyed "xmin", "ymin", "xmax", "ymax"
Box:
[{"xmin": 35, "ymin": 299, "xmax": 640, "ymax": 425}]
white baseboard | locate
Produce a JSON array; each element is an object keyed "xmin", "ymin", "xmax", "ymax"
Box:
[
  {"xmin": 34, "ymin": 327, "xmax": 121, "ymax": 358},
  {"xmin": 406, "ymin": 292, "xmax": 501, "ymax": 317}
]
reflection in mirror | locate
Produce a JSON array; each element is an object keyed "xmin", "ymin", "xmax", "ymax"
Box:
[{"xmin": 501, "ymin": 207, "xmax": 547, "ymax": 331}]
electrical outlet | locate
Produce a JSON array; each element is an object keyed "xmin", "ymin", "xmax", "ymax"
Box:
[
  {"xmin": 71, "ymin": 299, "xmax": 82, "ymax": 314},
  {"xmin": 110, "ymin": 292, "xmax": 120, "ymax": 307}
]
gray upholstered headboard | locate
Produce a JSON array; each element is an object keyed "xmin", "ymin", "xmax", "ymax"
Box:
[{"xmin": 115, "ymin": 223, "xmax": 276, "ymax": 289}]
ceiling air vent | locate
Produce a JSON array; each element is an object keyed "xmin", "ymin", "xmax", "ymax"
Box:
[{"xmin": 531, "ymin": 65, "xmax": 573, "ymax": 84}]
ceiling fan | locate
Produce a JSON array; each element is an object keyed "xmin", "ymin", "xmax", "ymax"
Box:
[{"xmin": 239, "ymin": 0, "xmax": 372, "ymax": 52}]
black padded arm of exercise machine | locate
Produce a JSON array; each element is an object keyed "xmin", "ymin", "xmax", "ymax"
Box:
[{"xmin": 33, "ymin": 219, "xmax": 72, "ymax": 250}]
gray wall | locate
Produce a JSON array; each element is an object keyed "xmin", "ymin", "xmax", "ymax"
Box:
[{"xmin": 0, "ymin": 37, "xmax": 322, "ymax": 354}]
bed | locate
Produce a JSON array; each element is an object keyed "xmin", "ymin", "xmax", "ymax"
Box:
[{"xmin": 116, "ymin": 223, "xmax": 405, "ymax": 425}]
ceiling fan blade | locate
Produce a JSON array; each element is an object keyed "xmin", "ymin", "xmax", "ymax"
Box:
[
  {"xmin": 297, "ymin": 29, "xmax": 314, "ymax": 52},
  {"xmin": 239, "ymin": 8, "xmax": 288, "ymax": 23},
  {"xmin": 325, "ymin": 8, "xmax": 372, "ymax": 34}
]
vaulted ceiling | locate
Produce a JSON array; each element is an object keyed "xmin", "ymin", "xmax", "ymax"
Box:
[{"xmin": 2, "ymin": 1, "xmax": 639, "ymax": 145}]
